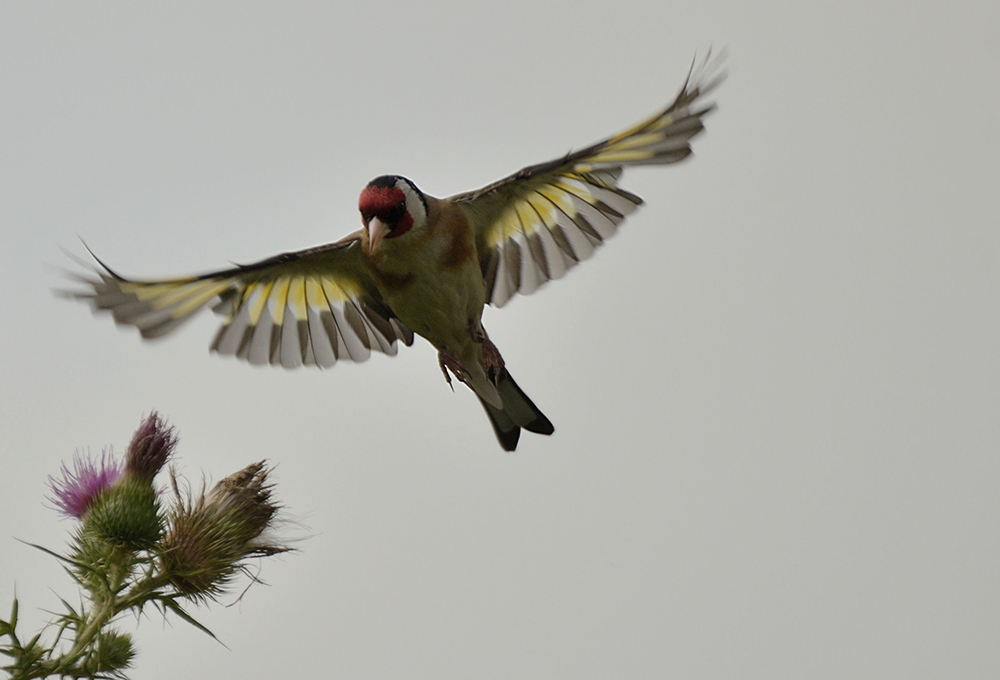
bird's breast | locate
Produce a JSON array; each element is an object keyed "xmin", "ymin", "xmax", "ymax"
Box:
[{"xmin": 373, "ymin": 248, "xmax": 484, "ymax": 350}]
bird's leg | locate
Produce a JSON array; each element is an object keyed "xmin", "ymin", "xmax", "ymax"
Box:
[
  {"xmin": 468, "ymin": 318, "xmax": 506, "ymax": 386},
  {"xmin": 438, "ymin": 348, "xmax": 468, "ymax": 391},
  {"xmin": 481, "ymin": 339, "xmax": 506, "ymax": 386}
]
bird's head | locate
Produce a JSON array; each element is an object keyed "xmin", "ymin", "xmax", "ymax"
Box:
[{"xmin": 358, "ymin": 175, "xmax": 428, "ymax": 254}]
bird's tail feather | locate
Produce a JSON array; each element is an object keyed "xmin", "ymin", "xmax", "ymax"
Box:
[{"xmin": 477, "ymin": 371, "xmax": 554, "ymax": 451}]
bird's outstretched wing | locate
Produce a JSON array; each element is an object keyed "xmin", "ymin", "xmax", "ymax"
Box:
[
  {"xmin": 65, "ymin": 235, "xmax": 414, "ymax": 368},
  {"xmin": 452, "ymin": 51, "xmax": 725, "ymax": 307}
]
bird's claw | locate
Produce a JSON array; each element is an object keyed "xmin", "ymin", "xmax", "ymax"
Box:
[{"xmin": 438, "ymin": 349, "xmax": 467, "ymax": 391}]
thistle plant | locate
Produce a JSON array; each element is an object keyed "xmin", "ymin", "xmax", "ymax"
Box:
[{"xmin": 1, "ymin": 412, "xmax": 291, "ymax": 679}]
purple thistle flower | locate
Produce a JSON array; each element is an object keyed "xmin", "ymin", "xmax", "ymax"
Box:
[{"xmin": 47, "ymin": 448, "xmax": 124, "ymax": 519}]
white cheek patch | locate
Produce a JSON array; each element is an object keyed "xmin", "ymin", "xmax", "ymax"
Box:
[{"xmin": 397, "ymin": 178, "xmax": 427, "ymax": 229}]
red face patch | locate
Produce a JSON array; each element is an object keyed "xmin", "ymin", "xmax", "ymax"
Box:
[
  {"xmin": 358, "ymin": 183, "xmax": 414, "ymax": 238},
  {"xmin": 358, "ymin": 185, "xmax": 406, "ymax": 225}
]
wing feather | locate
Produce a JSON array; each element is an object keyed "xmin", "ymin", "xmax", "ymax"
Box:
[
  {"xmin": 453, "ymin": 51, "xmax": 724, "ymax": 307},
  {"xmin": 66, "ymin": 236, "xmax": 415, "ymax": 369}
]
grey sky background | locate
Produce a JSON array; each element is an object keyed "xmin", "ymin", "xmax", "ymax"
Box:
[{"xmin": 2, "ymin": 2, "xmax": 998, "ymax": 678}]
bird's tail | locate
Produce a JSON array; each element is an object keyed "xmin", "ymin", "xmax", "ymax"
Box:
[{"xmin": 476, "ymin": 370, "xmax": 554, "ymax": 451}]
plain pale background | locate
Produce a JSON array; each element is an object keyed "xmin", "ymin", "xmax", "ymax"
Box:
[{"xmin": 2, "ymin": 2, "xmax": 998, "ymax": 678}]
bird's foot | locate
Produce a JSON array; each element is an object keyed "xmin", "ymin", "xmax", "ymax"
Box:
[
  {"xmin": 438, "ymin": 348, "xmax": 468, "ymax": 391},
  {"xmin": 482, "ymin": 339, "xmax": 506, "ymax": 386}
]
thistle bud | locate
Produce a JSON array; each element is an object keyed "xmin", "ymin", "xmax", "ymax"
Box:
[
  {"xmin": 161, "ymin": 461, "xmax": 288, "ymax": 599},
  {"xmin": 124, "ymin": 412, "xmax": 177, "ymax": 482},
  {"xmin": 84, "ymin": 475, "xmax": 163, "ymax": 549},
  {"xmin": 78, "ymin": 414, "xmax": 177, "ymax": 549},
  {"xmin": 78, "ymin": 629, "xmax": 135, "ymax": 676}
]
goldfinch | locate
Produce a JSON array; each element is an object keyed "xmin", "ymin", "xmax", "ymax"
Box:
[{"xmin": 68, "ymin": 53, "xmax": 723, "ymax": 450}]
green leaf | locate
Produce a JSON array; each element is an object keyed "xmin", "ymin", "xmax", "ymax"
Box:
[
  {"xmin": 19, "ymin": 539, "xmax": 92, "ymax": 573},
  {"xmin": 55, "ymin": 594, "xmax": 81, "ymax": 620},
  {"xmin": 24, "ymin": 631, "xmax": 42, "ymax": 651},
  {"xmin": 160, "ymin": 598, "xmax": 221, "ymax": 644}
]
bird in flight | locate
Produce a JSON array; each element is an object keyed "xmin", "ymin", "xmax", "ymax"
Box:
[{"xmin": 67, "ymin": 53, "xmax": 724, "ymax": 451}]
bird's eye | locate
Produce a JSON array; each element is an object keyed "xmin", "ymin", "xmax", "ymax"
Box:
[{"xmin": 387, "ymin": 201, "xmax": 406, "ymax": 224}]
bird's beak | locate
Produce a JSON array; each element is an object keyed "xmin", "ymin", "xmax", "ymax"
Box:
[{"xmin": 366, "ymin": 217, "xmax": 389, "ymax": 253}]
